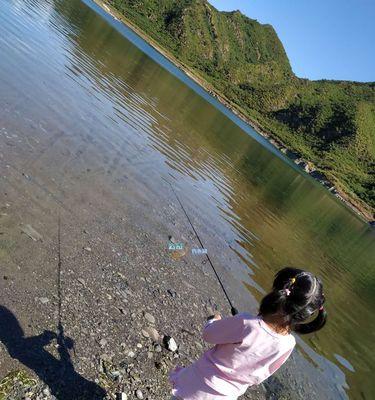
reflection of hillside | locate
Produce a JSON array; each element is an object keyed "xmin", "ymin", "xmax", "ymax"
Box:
[{"xmin": 52, "ymin": 0, "xmax": 375, "ymax": 395}]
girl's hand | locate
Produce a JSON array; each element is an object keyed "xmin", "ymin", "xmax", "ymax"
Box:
[{"xmin": 206, "ymin": 313, "xmax": 222, "ymax": 322}]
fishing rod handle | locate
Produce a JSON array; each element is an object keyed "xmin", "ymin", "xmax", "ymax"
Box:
[{"xmin": 231, "ymin": 307, "xmax": 239, "ymax": 316}]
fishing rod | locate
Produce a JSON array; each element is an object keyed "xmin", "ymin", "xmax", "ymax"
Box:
[{"xmin": 168, "ymin": 181, "xmax": 238, "ymax": 316}]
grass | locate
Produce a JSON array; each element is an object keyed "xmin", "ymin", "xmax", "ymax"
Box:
[{"xmin": 104, "ymin": 0, "xmax": 375, "ymax": 217}]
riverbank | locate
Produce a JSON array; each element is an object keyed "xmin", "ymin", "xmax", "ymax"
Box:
[
  {"xmin": 0, "ymin": 168, "xmax": 312, "ymax": 400},
  {"xmin": 0, "ymin": 156, "xmax": 339, "ymax": 400},
  {"xmin": 94, "ymin": 0, "xmax": 373, "ymax": 224}
]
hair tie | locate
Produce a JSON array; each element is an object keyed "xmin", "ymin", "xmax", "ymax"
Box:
[
  {"xmin": 319, "ymin": 306, "xmax": 324, "ymax": 311},
  {"xmin": 285, "ymin": 288, "xmax": 291, "ymax": 296}
]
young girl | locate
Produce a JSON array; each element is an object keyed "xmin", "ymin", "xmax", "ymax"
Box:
[{"xmin": 170, "ymin": 267, "xmax": 327, "ymax": 400}]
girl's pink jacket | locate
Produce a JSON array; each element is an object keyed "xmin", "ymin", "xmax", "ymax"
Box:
[{"xmin": 170, "ymin": 313, "xmax": 295, "ymax": 400}]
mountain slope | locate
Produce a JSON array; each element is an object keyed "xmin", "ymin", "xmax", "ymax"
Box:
[{"xmin": 107, "ymin": 0, "xmax": 375, "ymax": 216}]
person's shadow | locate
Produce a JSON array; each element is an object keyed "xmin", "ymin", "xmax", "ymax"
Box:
[{"xmin": 0, "ymin": 305, "xmax": 106, "ymax": 399}]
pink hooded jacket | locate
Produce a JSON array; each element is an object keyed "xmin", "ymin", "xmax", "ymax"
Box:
[{"xmin": 170, "ymin": 313, "xmax": 295, "ymax": 399}]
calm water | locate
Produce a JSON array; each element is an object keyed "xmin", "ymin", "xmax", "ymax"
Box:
[{"xmin": 0, "ymin": 0, "xmax": 374, "ymax": 398}]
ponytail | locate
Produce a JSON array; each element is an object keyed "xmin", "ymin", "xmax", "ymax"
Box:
[{"xmin": 294, "ymin": 307, "xmax": 327, "ymax": 334}]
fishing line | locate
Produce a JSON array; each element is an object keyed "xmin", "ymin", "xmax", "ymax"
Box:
[{"xmin": 167, "ymin": 181, "xmax": 238, "ymax": 316}]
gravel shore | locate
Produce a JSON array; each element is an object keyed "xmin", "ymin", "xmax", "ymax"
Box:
[{"xmin": 0, "ymin": 161, "xmax": 340, "ymax": 399}]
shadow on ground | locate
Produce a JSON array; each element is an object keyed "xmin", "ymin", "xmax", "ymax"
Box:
[{"xmin": 0, "ymin": 305, "xmax": 106, "ymax": 399}]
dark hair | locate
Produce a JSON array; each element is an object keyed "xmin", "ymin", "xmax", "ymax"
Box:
[{"xmin": 259, "ymin": 267, "xmax": 327, "ymax": 334}]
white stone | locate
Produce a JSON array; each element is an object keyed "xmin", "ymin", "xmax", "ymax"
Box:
[{"xmin": 166, "ymin": 337, "xmax": 178, "ymax": 352}]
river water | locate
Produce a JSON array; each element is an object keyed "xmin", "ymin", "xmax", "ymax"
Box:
[{"xmin": 0, "ymin": 0, "xmax": 374, "ymax": 398}]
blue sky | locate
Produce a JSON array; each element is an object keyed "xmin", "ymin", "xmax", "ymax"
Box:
[{"xmin": 208, "ymin": 0, "xmax": 374, "ymax": 82}]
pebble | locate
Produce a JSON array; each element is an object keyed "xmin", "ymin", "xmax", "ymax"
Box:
[
  {"xmin": 77, "ymin": 278, "xmax": 86, "ymax": 286},
  {"xmin": 21, "ymin": 224, "xmax": 43, "ymax": 241},
  {"xmin": 167, "ymin": 289, "xmax": 177, "ymax": 298},
  {"xmin": 144, "ymin": 312, "xmax": 155, "ymax": 324},
  {"xmin": 99, "ymin": 338, "xmax": 108, "ymax": 347},
  {"xmin": 42, "ymin": 387, "xmax": 50, "ymax": 396},
  {"xmin": 164, "ymin": 336, "xmax": 178, "ymax": 352},
  {"xmin": 117, "ymin": 271, "xmax": 126, "ymax": 279},
  {"xmin": 110, "ymin": 370, "xmax": 121, "ymax": 379},
  {"xmin": 135, "ymin": 389, "xmax": 144, "ymax": 399},
  {"xmin": 83, "ymin": 246, "xmax": 92, "ymax": 252},
  {"xmin": 39, "ymin": 297, "xmax": 49, "ymax": 304},
  {"xmin": 100, "ymin": 353, "xmax": 111, "ymax": 362},
  {"xmin": 142, "ymin": 327, "xmax": 160, "ymax": 342}
]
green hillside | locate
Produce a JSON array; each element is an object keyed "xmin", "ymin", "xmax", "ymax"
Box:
[{"xmin": 107, "ymin": 0, "xmax": 375, "ymax": 216}]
